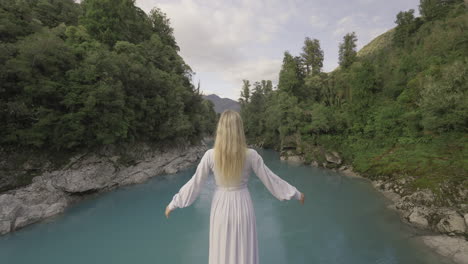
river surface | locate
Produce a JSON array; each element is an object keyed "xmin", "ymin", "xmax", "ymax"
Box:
[{"xmin": 0, "ymin": 148, "xmax": 455, "ymax": 264}]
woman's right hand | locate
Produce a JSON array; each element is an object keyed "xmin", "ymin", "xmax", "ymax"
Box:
[{"xmin": 299, "ymin": 192, "xmax": 305, "ymax": 205}]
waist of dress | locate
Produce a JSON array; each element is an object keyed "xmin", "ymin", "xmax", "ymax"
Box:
[{"xmin": 215, "ymin": 184, "xmax": 248, "ymax": 191}]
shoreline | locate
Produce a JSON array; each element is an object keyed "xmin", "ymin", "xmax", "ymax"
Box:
[
  {"xmin": 280, "ymin": 150, "xmax": 468, "ymax": 264},
  {"xmin": 0, "ymin": 138, "xmax": 211, "ymax": 236}
]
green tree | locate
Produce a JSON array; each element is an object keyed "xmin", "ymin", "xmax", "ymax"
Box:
[
  {"xmin": 278, "ymin": 51, "xmax": 305, "ymax": 98},
  {"xmin": 300, "ymin": 37, "xmax": 324, "ymax": 75},
  {"xmin": 393, "ymin": 9, "xmax": 420, "ymax": 47},
  {"xmin": 338, "ymin": 32, "xmax": 357, "ymax": 69},
  {"xmin": 80, "ymin": 0, "xmax": 152, "ymax": 47},
  {"xmin": 419, "ymin": 60, "xmax": 468, "ymax": 133},
  {"xmin": 148, "ymin": 7, "xmax": 179, "ymax": 50},
  {"xmin": 419, "ymin": 0, "xmax": 463, "ymax": 21},
  {"xmin": 239, "ymin": 80, "xmax": 251, "ymax": 106}
]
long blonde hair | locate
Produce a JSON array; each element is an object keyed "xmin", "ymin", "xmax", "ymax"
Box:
[{"xmin": 213, "ymin": 110, "xmax": 248, "ymax": 187}]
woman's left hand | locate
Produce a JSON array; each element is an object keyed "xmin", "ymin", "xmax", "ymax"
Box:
[{"xmin": 165, "ymin": 205, "xmax": 172, "ymax": 218}]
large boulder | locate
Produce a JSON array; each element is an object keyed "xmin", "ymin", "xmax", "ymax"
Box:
[
  {"xmin": 325, "ymin": 151, "xmax": 342, "ymax": 165},
  {"xmin": 0, "ymin": 221, "xmax": 10, "ymax": 235},
  {"xmin": 14, "ymin": 204, "xmax": 47, "ymax": 229},
  {"xmin": 0, "ymin": 194, "xmax": 22, "ymax": 221},
  {"xmin": 421, "ymin": 235, "xmax": 468, "ymax": 264},
  {"xmin": 407, "ymin": 207, "xmax": 429, "ymax": 228},
  {"xmin": 436, "ymin": 210, "xmax": 466, "ymax": 235}
]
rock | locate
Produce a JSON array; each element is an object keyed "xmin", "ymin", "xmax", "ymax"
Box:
[
  {"xmin": 52, "ymin": 156, "xmax": 117, "ymax": 193},
  {"xmin": 311, "ymin": 161, "xmax": 319, "ymax": 167},
  {"xmin": 0, "ymin": 142, "xmax": 207, "ymax": 236},
  {"xmin": 325, "ymin": 152, "xmax": 342, "ymax": 165},
  {"xmin": 420, "ymin": 235, "xmax": 468, "ymax": 264},
  {"xmin": 0, "ymin": 221, "xmax": 11, "ymax": 235},
  {"xmin": 372, "ymin": 180, "xmax": 384, "ymax": 189},
  {"xmin": 0, "ymin": 194, "xmax": 22, "ymax": 221},
  {"xmin": 397, "ymin": 178, "xmax": 407, "ymax": 185},
  {"xmin": 164, "ymin": 165, "xmax": 179, "ymax": 174},
  {"xmin": 340, "ymin": 168, "xmax": 363, "ymax": 179},
  {"xmin": 407, "ymin": 207, "xmax": 429, "ymax": 228},
  {"xmin": 14, "ymin": 204, "xmax": 46, "ymax": 229},
  {"xmin": 436, "ymin": 210, "xmax": 466, "ymax": 234},
  {"xmin": 43, "ymin": 202, "xmax": 67, "ymax": 218},
  {"xmin": 380, "ymin": 189, "xmax": 402, "ymax": 203},
  {"xmin": 286, "ymin": 155, "xmax": 304, "ymax": 164},
  {"xmin": 402, "ymin": 189, "xmax": 435, "ymax": 206},
  {"xmin": 384, "ymin": 182, "xmax": 393, "ymax": 190}
]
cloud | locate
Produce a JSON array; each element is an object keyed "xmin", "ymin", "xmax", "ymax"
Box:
[
  {"xmin": 310, "ymin": 15, "xmax": 328, "ymax": 29},
  {"xmin": 221, "ymin": 58, "xmax": 283, "ymax": 86},
  {"xmin": 136, "ymin": 0, "xmax": 296, "ymax": 98},
  {"xmin": 138, "ymin": 0, "xmax": 295, "ymax": 71}
]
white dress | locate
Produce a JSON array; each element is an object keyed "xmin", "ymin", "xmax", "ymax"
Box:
[{"xmin": 167, "ymin": 148, "xmax": 302, "ymax": 264}]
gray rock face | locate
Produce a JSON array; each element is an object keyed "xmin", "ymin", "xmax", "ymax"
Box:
[
  {"xmin": 436, "ymin": 210, "xmax": 467, "ymax": 235},
  {"xmin": 52, "ymin": 157, "xmax": 117, "ymax": 193},
  {"xmin": 0, "ymin": 220, "xmax": 10, "ymax": 235},
  {"xmin": 407, "ymin": 207, "xmax": 429, "ymax": 228},
  {"xmin": 0, "ymin": 141, "xmax": 208, "ymax": 236},
  {"xmin": 420, "ymin": 235, "xmax": 468, "ymax": 264},
  {"xmin": 403, "ymin": 189, "xmax": 435, "ymax": 206}
]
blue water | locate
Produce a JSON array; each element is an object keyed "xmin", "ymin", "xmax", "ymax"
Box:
[{"xmin": 0, "ymin": 148, "xmax": 455, "ymax": 264}]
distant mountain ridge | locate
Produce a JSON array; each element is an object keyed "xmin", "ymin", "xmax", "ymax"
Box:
[{"xmin": 202, "ymin": 94, "xmax": 240, "ymax": 113}]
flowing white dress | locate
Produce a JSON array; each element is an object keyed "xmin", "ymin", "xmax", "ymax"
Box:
[{"xmin": 167, "ymin": 148, "xmax": 302, "ymax": 264}]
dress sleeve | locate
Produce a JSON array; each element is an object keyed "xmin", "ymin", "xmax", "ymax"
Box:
[
  {"xmin": 250, "ymin": 149, "xmax": 302, "ymax": 201},
  {"xmin": 167, "ymin": 149, "xmax": 212, "ymax": 211}
]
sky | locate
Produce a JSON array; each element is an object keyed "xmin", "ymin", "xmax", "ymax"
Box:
[{"xmin": 135, "ymin": 0, "xmax": 421, "ymax": 101}]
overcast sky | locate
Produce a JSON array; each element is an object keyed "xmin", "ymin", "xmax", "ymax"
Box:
[{"xmin": 135, "ymin": 0, "xmax": 420, "ymax": 100}]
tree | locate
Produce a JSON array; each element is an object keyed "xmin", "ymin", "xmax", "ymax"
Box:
[
  {"xmin": 338, "ymin": 32, "xmax": 357, "ymax": 69},
  {"xmin": 278, "ymin": 51, "xmax": 305, "ymax": 98},
  {"xmin": 239, "ymin": 80, "xmax": 250, "ymax": 106},
  {"xmin": 393, "ymin": 9, "xmax": 419, "ymax": 47},
  {"xmin": 419, "ymin": 0, "xmax": 462, "ymax": 21},
  {"xmin": 300, "ymin": 37, "xmax": 324, "ymax": 75},
  {"xmin": 419, "ymin": 60, "xmax": 468, "ymax": 133},
  {"xmin": 148, "ymin": 7, "xmax": 179, "ymax": 50},
  {"xmin": 80, "ymin": 0, "xmax": 152, "ymax": 47}
]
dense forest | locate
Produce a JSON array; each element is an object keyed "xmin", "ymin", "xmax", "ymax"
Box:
[
  {"xmin": 0, "ymin": 0, "xmax": 217, "ymax": 152},
  {"xmin": 239, "ymin": 0, "xmax": 467, "ymax": 203}
]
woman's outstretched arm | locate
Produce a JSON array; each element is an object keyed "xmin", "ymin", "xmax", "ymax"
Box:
[
  {"xmin": 166, "ymin": 149, "xmax": 212, "ymax": 216},
  {"xmin": 250, "ymin": 149, "xmax": 303, "ymax": 202}
]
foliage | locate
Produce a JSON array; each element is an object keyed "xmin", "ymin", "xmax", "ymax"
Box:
[
  {"xmin": 300, "ymin": 37, "xmax": 324, "ymax": 75},
  {"xmin": 0, "ymin": 0, "xmax": 216, "ymax": 152},
  {"xmin": 239, "ymin": 1, "xmax": 467, "ymax": 199},
  {"xmin": 338, "ymin": 32, "xmax": 357, "ymax": 69}
]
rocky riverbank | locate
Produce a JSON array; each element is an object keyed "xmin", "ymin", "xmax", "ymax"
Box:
[
  {"xmin": 0, "ymin": 139, "xmax": 210, "ymax": 236},
  {"xmin": 279, "ymin": 147, "xmax": 468, "ymax": 264}
]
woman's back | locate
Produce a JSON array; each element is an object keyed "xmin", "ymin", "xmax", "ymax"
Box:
[
  {"xmin": 207, "ymin": 147, "xmax": 302, "ymax": 201},
  {"xmin": 209, "ymin": 148, "xmax": 252, "ymax": 189}
]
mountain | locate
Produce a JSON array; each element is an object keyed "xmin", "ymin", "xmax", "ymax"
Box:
[{"xmin": 203, "ymin": 94, "xmax": 240, "ymax": 113}]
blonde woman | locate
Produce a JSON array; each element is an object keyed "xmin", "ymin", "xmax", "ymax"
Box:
[{"xmin": 165, "ymin": 109, "xmax": 305, "ymax": 264}]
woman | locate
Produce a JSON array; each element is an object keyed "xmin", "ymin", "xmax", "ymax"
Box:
[{"xmin": 165, "ymin": 109, "xmax": 305, "ymax": 264}]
